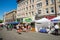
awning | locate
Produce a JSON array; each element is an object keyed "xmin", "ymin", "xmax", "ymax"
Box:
[
  {"xmin": 7, "ymin": 22, "xmax": 19, "ymax": 25},
  {"xmin": 45, "ymin": 15, "xmax": 56, "ymax": 20}
]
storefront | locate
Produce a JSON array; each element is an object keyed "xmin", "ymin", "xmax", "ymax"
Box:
[
  {"xmin": 23, "ymin": 17, "xmax": 35, "ymax": 31},
  {"xmin": 23, "ymin": 17, "xmax": 35, "ymax": 23},
  {"xmin": 16, "ymin": 17, "xmax": 35, "ymax": 23},
  {"xmin": 16, "ymin": 18, "xmax": 23, "ymax": 23}
]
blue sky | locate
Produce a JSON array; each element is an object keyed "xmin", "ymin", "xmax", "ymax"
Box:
[{"xmin": 0, "ymin": 0, "xmax": 17, "ymax": 20}]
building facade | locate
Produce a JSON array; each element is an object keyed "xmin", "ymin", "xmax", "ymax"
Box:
[
  {"xmin": 4, "ymin": 10, "xmax": 17, "ymax": 23},
  {"xmin": 16, "ymin": 0, "xmax": 60, "ymax": 22},
  {"xmin": 35, "ymin": 0, "xmax": 60, "ymax": 19},
  {"xmin": 17, "ymin": 0, "xmax": 36, "ymax": 23}
]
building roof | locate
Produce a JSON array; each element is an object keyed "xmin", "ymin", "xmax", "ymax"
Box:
[
  {"xmin": 17, "ymin": 0, "xmax": 24, "ymax": 3},
  {"xmin": 17, "ymin": 0, "xmax": 20, "ymax": 2},
  {"xmin": 4, "ymin": 10, "xmax": 16, "ymax": 15}
]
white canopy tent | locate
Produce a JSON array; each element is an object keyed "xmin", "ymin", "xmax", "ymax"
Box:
[
  {"xmin": 35, "ymin": 18, "xmax": 51, "ymax": 23},
  {"xmin": 35, "ymin": 18, "xmax": 54, "ymax": 32},
  {"xmin": 51, "ymin": 16, "xmax": 60, "ymax": 23}
]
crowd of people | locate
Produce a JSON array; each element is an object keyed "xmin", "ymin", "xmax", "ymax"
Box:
[
  {"xmin": 4, "ymin": 23, "xmax": 32, "ymax": 34},
  {"xmin": 0, "ymin": 22, "xmax": 60, "ymax": 35},
  {"xmin": 5, "ymin": 24, "xmax": 13, "ymax": 31},
  {"xmin": 16, "ymin": 23, "xmax": 32, "ymax": 34},
  {"xmin": 46, "ymin": 23, "xmax": 59, "ymax": 35}
]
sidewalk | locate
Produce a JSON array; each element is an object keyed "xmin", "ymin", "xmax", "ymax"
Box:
[{"xmin": 0, "ymin": 28, "xmax": 60, "ymax": 40}]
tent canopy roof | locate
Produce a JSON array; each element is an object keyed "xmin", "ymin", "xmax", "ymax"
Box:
[
  {"xmin": 51, "ymin": 16, "xmax": 60, "ymax": 23},
  {"xmin": 35, "ymin": 18, "xmax": 50, "ymax": 23},
  {"xmin": 51, "ymin": 16, "xmax": 60, "ymax": 20}
]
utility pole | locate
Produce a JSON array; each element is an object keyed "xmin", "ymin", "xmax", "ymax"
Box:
[{"xmin": 54, "ymin": 0, "xmax": 57, "ymax": 17}]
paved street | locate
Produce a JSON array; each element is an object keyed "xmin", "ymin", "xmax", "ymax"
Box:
[{"xmin": 0, "ymin": 28, "xmax": 60, "ymax": 40}]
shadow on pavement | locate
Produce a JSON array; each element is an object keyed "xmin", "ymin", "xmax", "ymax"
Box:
[
  {"xmin": 0, "ymin": 38, "xmax": 3, "ymax": 40},
  {"xmin": 51, "ymin": 33, "xmax": 60, "ymax": 36}
]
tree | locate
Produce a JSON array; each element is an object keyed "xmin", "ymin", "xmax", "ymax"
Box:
[{"xmin": 0, "ymin": 20, "xmax": 3, "ymax": 23}]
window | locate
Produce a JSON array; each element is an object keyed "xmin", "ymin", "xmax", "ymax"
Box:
[
  {"xmin": 32, "ymin": 0, "xmax": 34, "ymax": 3},
  {"xmin": 46, "ymin": 0, "xmax": 48, "ymax": 6},
  {"xmin": 26, "ymin": 7, "xmax": 28, "ymax": 10},
  {"xmin": 59, "ymin": 5, "xmax": 60, "ymax": 10},
  {"xmin": 58, "ymin": 0, "xmax": 60, "ymax": 2},
  {"xmin": 38, "ymin": 10, "xmax": 41, "ymax": 14},
  {"xmin": 27, "ymin": 1, "xmax": 28, "ymax": 4},
  {"xmin": 29, "ymin": 6, "xmax": 31, "ymax": 10},
  {"xmin": 37, "ymin": 0, "xmax": 41, "ymax": 2},
  {"xmin": 29, "ymin": 12, "xmax": 31, "ymax": 16},
  {"xmin": 33, "ymin": 0, "xmax": 34, "ymax": 3},
  {"xmin": 51, "ymin": 0, "xmax": 54, "ymax": 4},
  {"xmin": 32, "ymin": 5, "xmax": 34, "ymax": 9},
  {"xmin": 26, "ymin": 13, "xmax": 28, "ymax": 15},
  {"xmin": 37, "ymin": 2, "xmax": 42, "ymax": 9},
  {"xmin": 30, "ymin": 0, "xmax": 31, "ymax": 3},
  {"xmin": 32, "ymin": 11, "xmax": 34, "ymax": 15},
  {"xmin": 51, "ymin": 7, "xmax": 54, "ymax": 13},
  {"xmin": 46, "ymin": 8, "xmax": 48, "ymax": 13},
  {"xmin": 24, "ymin": 8, "xmax": 25, "ymax": 10},
  {"xmin": 26, "ymin": 2, "xmax": 28, "ymax": 5}
]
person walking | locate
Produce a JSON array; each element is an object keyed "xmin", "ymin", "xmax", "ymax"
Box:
[
  {"xmin": 8, "ymin": 24, "xmax": 13, "ymax": 31},
  {"xmin": 6, "ymin": 24, "xmax": 9, "ymax": 30},
  {"xmin": 54, "ymin": 23, "xmax": 59, "ymax": 35},
  {"xmin": 16, "ymin": 24, "xmax": 21, "ymax": 34}
]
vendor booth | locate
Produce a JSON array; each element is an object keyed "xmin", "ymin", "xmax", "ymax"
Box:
[
  {"xmin": 51, "ymin": 16, "xmax": 60, "ymax": 28},
  {"xmin": 35, "ymin": 18, "xmax": 54, "ymax": 32},
  {"xmin": 50, "ymin": 16, "xmax": 60, "ymax": 34}
]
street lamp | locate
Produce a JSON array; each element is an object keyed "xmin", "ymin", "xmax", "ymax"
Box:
[{"xmin": 54, "ymin": 0, "xmax": 57, "ymax": 17}]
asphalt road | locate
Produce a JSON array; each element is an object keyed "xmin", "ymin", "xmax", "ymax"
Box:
[{"xmin": 0, "ymin": 28, "xmax": 60, "ymax": 40}]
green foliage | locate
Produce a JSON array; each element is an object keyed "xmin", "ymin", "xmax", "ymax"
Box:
[{"xmin": 0, "ymin": 20, "xmax": 3, "ymax": 23}]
